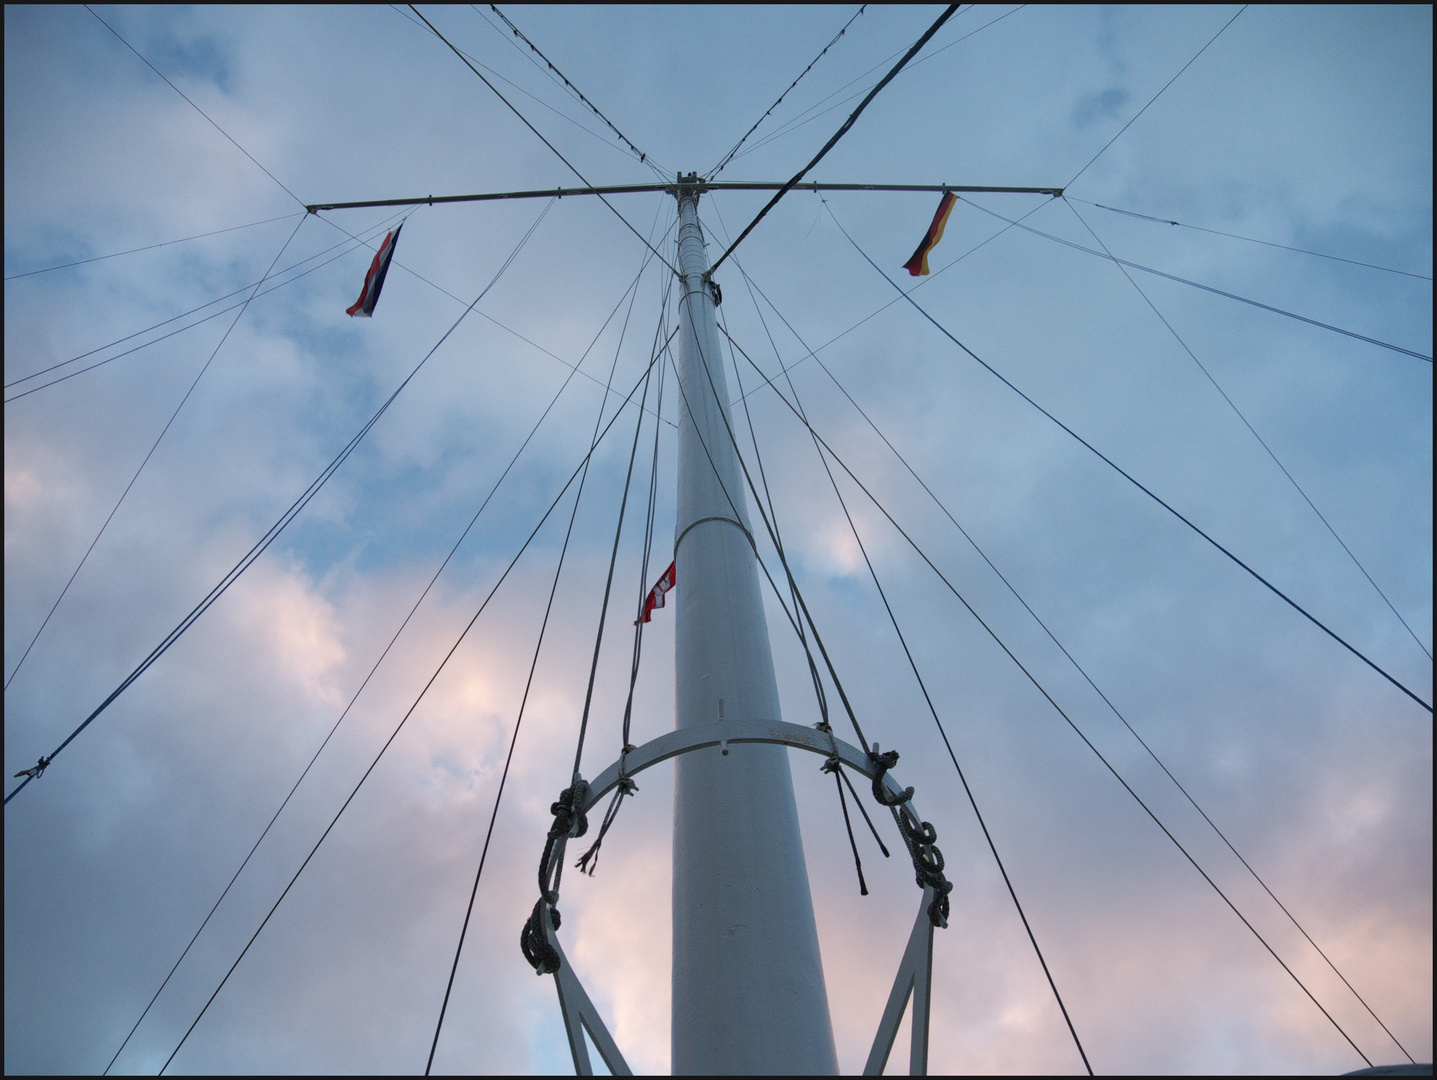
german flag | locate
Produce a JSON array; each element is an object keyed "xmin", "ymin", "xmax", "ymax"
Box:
[{"xmin": 902, "ymin": 192, "xmax": 957, "ymax": 276}]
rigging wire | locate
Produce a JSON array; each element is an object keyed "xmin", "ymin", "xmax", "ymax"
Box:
[
  {"xmin": 386, "ymin": 4, "xmax": 645, "ymax": 172},
  {"xmin": 706, "ymin": 4, "xmax": 868, "ymax": 180},
  {"xmin": 961, "ymin": 197, "xmax": 1433, "ymax": 363},
  {"xmin": 1068, "ymin": 197, "xmax": 1434, "ymax": 282},
  {"xmin": 827, "ymin": 203, "xmax": 1433, "ymax": 714},
  {"xmin": 4, "ymin": 211, "xmax": 409, "ymax": 399},
  {"xmin": 4, "ymin": 201, "xmax": 549, "ymax": 805},
  {"xmin": 725, "ymin": 306, "xmax": 833, "ymax": 729},
  {"xmin": 670, "ymin": 264, "xmax": 877, "ymax": 755},
  {"xmin": 5, "ymin": 214, "xmax": 308, "ymax": 695},
  {"xmin": 1065, "ymin": 5, "xmax": 1248, "ymax": 191},
  {"xmin": 3, "ymin": 212, "xmax": 307, "ymax": 281},
  {"xmin": 426, "ymin": 232, "xmax": 667, "ymax": 1074},
  {"xmin": 103, "ymin": 203, "xmax": 675, "ymax": 1075},
  {"xmin": 708, "ymin": 203, "xmax": 834, "ymax": 727},
  {"xmin": 84, "ymin": 5, "xmax": 308, "ymax": 212},
  {"xmin": 708, "ymin": 212, "xmax": 1090, "ymax": 1069},
  {"xmin": 569, "ymin": 275, "xmax": 675, "ymax": 784},
  {"xmin": 1062, "ymin": 197, "xmax": 1431, "ymax": 662},
  {"xmin": 573, "ymin": 280, "xmax": 675, "ymax": 879},
  {"xmin": 714, "ymin": 321, "xmax": 1377, "ymax": 1070},
  {"xmin": 303, "ymin": 202, "xmax": 674, "ymax": 429},
  {"xmin": 482, "ymin": 4, "xmax": 668, "ymax": 180},
  {"xmin": 728, "ymin": 5, "xmax": 1027, "ymax": 166},
  {"xmin": 407, "ymin": 4, "xmax": 680, "ymax": 278},
  {"xmin": 726, "ymin": 252, "xmax": 1420, "ymax": 1066},
  {"xmin": 707, "ymin": 3, "xmax": 960, "ymax": 277},
  {"xmin": 727, "ymin": 193, "xmax": 1059, "ymax": 412},
  {"xmin": 158, "ymin": 321, "xmax": 675, "ymax": 1075}
]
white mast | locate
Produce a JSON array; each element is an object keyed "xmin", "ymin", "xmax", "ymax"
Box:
[{"xmin": 670, "ymin": 175, "xmax": 839, "ymax": 1074}]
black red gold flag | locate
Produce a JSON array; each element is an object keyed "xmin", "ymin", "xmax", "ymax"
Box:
[{"xmin": 902, "ymin": 192, "xmax": 956, "ymax": 276}]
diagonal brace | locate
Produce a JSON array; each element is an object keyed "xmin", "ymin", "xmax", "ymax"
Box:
[
  {"xmin": 864, "ymin": 886, "xmax": 937, "ymax": 1076},
  {"xmin": 544, "ymin": 910, "xmax": 633, "ymax": 1076}
]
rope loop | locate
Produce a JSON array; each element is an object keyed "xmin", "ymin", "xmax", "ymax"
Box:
[
  {"xmin": 867, "ymin": 745, "xmax": 914, "ymax": 807},
  {"xmin": 867, "ymin": 744, "xmax": 952, "ymax": 927},
  {"xmin": 574, "ymin": 776, "xmax": 638, "ymax": 877},
  {"xmin": 520, "ymin": 898, "xmax": 562, "ymax": 975},
  {"xmin": 548, "ymin": 780, "xmax": 590, "ymax": 841}
]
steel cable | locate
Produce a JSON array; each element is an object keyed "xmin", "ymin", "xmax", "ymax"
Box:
[
  {"xmin": 715, "ymin": 322, "xmax": 1375, "ymax": 1069},
  {"xmin": 6, "ymin": 201, "xmax": 551, "ymax": 804},
  {"xmin": 828, "ymin": 205, "xmax": 1431, "ymax": 713}
]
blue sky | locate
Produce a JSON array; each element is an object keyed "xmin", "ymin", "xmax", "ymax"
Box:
[{"xmin": 5, "ymin": 5, "xmax": 1431, "ymax": 1074}]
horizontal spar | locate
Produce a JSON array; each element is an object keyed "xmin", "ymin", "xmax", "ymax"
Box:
[{"xmin": 306, "ymin": 181, "xmax": 1063, "ymax": 213}]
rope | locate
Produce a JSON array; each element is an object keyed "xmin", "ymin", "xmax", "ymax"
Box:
[
  {"xmin": 707, "ymin": 3, "xmax": 959, "ymax": 277},
  {"xmin": 1062, "ymin": 197, "xmax": 1431, "ymax": 663},
  {"xmin": 729, "ymin": 259, "xmax": 1418, "ymax": 1064},
  {"xmin": 386, "ymin": 5, "xmax": 656, "ymax": 175},
  {"xmin": 716, "ymin": 323, "xmax": 1376, "ymax": 1070},
  {"xmin": 961, "ymin": 196, "xmax": 1432, "ymax": 363},
  {"xmin": 727, "ymin": 5, "xmax": 1025, "ymax": 166},
  {"xmin": 828, "ymin": 204, "xmax": 1432, "ymax": 714},
  {"xmin": 4, "ymin": 211, "xmax": 409, "ymax": 400},
  {"xmin": 569, "ymin": 270, "xmax": 675, "ymax": 785},
  {"xmin": 484, "ymin": 4, "xmax": 666, "ymax": 180},
  {"xmin": 866, "ymin": 750, "xmax": 954, "ymax": 929},
  {"xmin": 712, "ymin": 213, "xmax": 832, "ymax": 727},
  {"xmin": 706, "ymin": 5, "xmax": 867, "ymax": 180},
  {"xmin": 671, "ymin": 282, "xmax": 872, "ymax": 752},
  {"xmin": 159, "ymin": 310, "xmax": 673, "ymax": 1075},
  {"xmin": 6, "ymin": 202, "xmax": 549, "ymax": 806},
  {"xmin": 3, "ymin": 212, "xmax": 306, "ymax": 281},
  {"xmin": 104, "ymin": 202, "xmax": 666, "ymax": 1075},
  {"xmin": 408, "ymin": 5, "xmax": 680, "ymax": 279},
  {"xmin": 1068, "ymin": 197, "xmax": 1433, "ymax": 282},
  {"xmin": 572, "ymin": 271, "xmax": 677, "ymax": 877},
  {"xmin": 725, "ymin": 194, "xmax": 1057, "ymax": 415},
  {"xmin": 4, "ymin": 214, "xmax": 306, "ymax": 696},
  {"xmin": 425, "ymin": 203, "xmax": 674, "ymax": 1069},
  {"xmin": 824, "ymin": 758, "xmax": 872, "ymax": 895},
  {"xmin": 720, "ymin": 261, "xmax": 1092, "ymax": 1072},
  {"xmin": 84, "ymin": 5, "xmax": 308, "ymax": 211},
  {"xmin": 1066, "ymin": 5, "xmax": 1248, "ymax": 190}
]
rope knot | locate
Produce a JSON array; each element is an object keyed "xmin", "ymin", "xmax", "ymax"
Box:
[
  {"xmin": 520, "ymin": 898, "xmax": 562, "ymax": 975},
  {"xmin": 867, "ymin": 745, "xmax": 913, "ymax": 807},
  {"xmin": 574, "ymin": 777, "xmax": 638, "ymax": 878},
  {"xmin": 547, "ymin": 780, "xmax": 590, "ymax": 841}
]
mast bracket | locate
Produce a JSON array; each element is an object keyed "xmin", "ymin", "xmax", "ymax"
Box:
[{"xmin": 540, "ymin": 719, "xmax": 941, "ymax": 1075}]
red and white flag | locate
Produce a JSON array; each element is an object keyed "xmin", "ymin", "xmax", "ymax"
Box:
[
  {"xmin": 346, "ymin": 223, "xmax": 402, "ymax": 317},
  {"xmin": 636, "ymin": 560, "xmax": 676, "ymax": 624}
]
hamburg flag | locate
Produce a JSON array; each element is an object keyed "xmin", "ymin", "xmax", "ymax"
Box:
[
  {"xmin": 636, "ymin": 561, "xmax": 676, "ymax": 624},
  {"xmin": 902, "ymin": 192, "xmax": 956, "ymax": 276},
  {"xmin": 346, "ymin": 223, "xmax": 403, "ymax": 317}
]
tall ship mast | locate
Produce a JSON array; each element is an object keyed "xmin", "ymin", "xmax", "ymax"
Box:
[{"xmin": 4, "ymin": 6, "xmax": 1431, "ymax": 1075}]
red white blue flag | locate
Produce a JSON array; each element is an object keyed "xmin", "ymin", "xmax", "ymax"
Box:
[
  {"xmin": 637, "ymin": 561, "xmax": 676, "ymax": 624},
  {"xmin": 346, "ymin": 223, "xmax": 402, "ymax": 317}
]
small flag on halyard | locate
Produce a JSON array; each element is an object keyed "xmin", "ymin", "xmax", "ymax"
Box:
[
  {"xmin": 637, "ymin": 561, "xmax": 676, "ymax": 624},
  {"xmin": 346, "ymin": 223, "xmax": 403, "ymax": 317},
  {"xmin": 902, "ymin": 192, "xmax": 956, "ymax": 276}
]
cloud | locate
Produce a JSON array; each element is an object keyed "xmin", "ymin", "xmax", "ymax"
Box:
[{"xmin": 6, "ymin": 5, "xmax": 1431, "ymax": 1076}]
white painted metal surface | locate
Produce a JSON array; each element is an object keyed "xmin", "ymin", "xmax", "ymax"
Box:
[{"xmin": 670, "ymin": 181, "xmax": 839, "ymax": 1074}]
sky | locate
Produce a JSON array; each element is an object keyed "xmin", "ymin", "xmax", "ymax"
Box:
[{"xmin": 4, "ymin": 4, "xmax": 1432, "ymax": 1075}]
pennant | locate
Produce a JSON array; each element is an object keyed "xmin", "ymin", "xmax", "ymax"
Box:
[
  {"xmin": 636, "ymin": 561, "xmax": 676, "ymax": 624},
  {"xmin": 346, "ymin": 223, "xmax": 403, "ymax": 317},
  {"xmin": 902, "ymin": 192, "xmax": 956, "ymax": 277}
]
